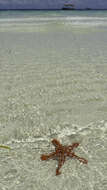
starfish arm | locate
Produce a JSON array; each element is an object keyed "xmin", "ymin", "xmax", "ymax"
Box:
[
  {"xmin": 67, "ymin": 144, "xmax": 79, "ymax": 153},
  {"xmin": 68, "ymin": 143, "xmax": 79, "ymax": 150},
  {"xmin": 69, "ymin": 153, "xmax": 88, "ymax": 164},
  {"xmin": 41, "ymin": 151, "xmax": 56, "ymax": 161},
  {"xmin": 75, "ymin": 155, "xmax": 88, "ymax": 164},
  {"xmin": 56, "ymin": 156, "xmax": 66, "ymax": 175},
  {"xmin": 51, "ymin": 139, "xmax": 62, "ymax": 149}
]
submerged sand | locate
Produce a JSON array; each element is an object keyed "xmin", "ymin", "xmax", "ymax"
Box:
[{"xmin": 0, "ymin": 11, "xmax": 107, "ymax": 190}]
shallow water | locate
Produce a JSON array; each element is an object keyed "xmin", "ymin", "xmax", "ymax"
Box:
[{"xmin": 0, "ymin": 10, "xmax": 107, "ymax": 190}]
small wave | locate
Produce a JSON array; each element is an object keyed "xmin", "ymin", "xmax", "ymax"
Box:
[
  {"xmin": 0, "ymin": 16, "xmax": 107, "ymax": 30},
  {"xmin": 64, "ymin": 21, "xmax": 107, "ymax": 27},
  {"xmin": 0, "ymin": 16, "xmax": 107, "ymax": 23},
  {"xmin": 1, "ymin": 120, "xmax": 106, "ymax": 144}
]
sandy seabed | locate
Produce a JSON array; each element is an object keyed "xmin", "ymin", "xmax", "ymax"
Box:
[{"xmin": 0, "ymin": 11, "xmax": 107, "ymax": 190}]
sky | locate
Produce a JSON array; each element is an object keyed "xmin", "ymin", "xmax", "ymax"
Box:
[
  {"xmin": 0, "ymin": 0, "xmax": 107, "ymax": 9},
  {"xmin": 71, "ymin": 0, "xmax": 107, "ymax": 9}
]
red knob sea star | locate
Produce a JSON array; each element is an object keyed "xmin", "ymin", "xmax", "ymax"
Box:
[{"xmin": 41, "ymin": 139, "xmax": 88, "ymax": 175}]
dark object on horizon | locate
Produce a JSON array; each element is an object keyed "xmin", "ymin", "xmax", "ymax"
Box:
[
  {"xmin": 63, "ymin": 3, "xmax": 75, "ymax": 10},
  {"xmin": 86, "ymin": 8, "xmax": 92, "ymax": 10}
]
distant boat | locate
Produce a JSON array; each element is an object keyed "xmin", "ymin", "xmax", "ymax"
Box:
[
  {"xmin": 63, "ymin": 3, "xmax": 75, "ymax": 10},
  {"xmin": 64, "ymin": 3, "xmax": 74, "ymax": 7}
]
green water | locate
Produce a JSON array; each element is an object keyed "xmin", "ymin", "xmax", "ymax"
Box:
[{"xmin": 0, "ymin": 10, "xmax": 107, "ymax": 190}]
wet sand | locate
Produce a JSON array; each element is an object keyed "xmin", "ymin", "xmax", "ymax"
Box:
[{"xmin": 0, "ymin": 11, "xmax": 107, "ymax": 190}]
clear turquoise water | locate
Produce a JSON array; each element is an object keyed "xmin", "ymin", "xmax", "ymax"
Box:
[{"xmin": 0, "ymin": 10, "xmax": 107, "ymax": 190}]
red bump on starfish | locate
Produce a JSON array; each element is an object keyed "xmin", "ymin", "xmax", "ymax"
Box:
[{"xmin": 41, "ymin": 139, "xmax": 88, "ymax": 176}]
